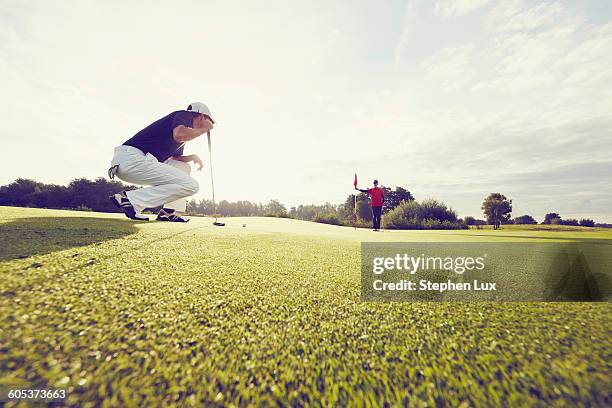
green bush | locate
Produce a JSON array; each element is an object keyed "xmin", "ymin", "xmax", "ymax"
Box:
[
  {"xmin": 265, "ymin": 212, "xmax": 290, "ymax": 218},
  {"xmin": 513, "ymin": 214, "xmax": 538, "ymax": 224},
  {"xmin": 313, "ymin": 213, "xmax": 341, "ymax": 225},
  {"xmin": 560, "ymin": 218, "xmax": 580, "ymax": 226},
  {"xmin": 464, "ymin": 216, "xmax": 487, "ymax": 225},
  {"xmin": 383, "ymin": 200, "xmax": 466, "ymax": 230},
  {"xmin": 417, "ymin": 199, "xmax": 458, "ymax": 222},
  {"xmin": 579, "ymin": 218, "xmax": 595, "ymax": 227}
]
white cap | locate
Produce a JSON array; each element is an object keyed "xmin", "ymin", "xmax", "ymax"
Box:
[{"xmin": 186, "ymin": 102, "xmax": 214, "ymax": 123}]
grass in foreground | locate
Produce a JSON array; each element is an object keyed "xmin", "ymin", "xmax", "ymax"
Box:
[{"xmin": 0, "ymin": 207, "xmax": 611, "ymax": 406}]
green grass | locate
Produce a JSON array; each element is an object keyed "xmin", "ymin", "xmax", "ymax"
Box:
[
  {"xmin": 1, "ymin": 206, "xmax": 610, "ymax": 407},
  {"xmin": 471, "ymin": 223, "xmax": 611, "ymax": 233}
]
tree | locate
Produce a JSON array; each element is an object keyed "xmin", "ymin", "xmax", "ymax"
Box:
[
  {"xmin": 0, "ymin": 177, "xmax": 129, "ymax": 212},
  {"xmin": 289, "ymin": 203, "xmax": 338, "ymax": 221},
  {"xmin": 339, "ymin": 195, "xmax": 357, "ymax": 221},
  {"xmin": 264, "ymin": 199, "xmax": 287, "ymax": 217},
  {"xmin": 66, "ymin": 177, "xmax": 129, "ymax": 212},
  {"xmin": 23, "ymin": 184, "xmax": 69, "ymax": 209},
  {"xmin": 579, "ymin": 219, "xmax": 595, "ymax": 227},
  {"xmin": 217, "ymin": 200, "xmax": 231, "ymax": 216},
  {"xmin": 542, "ymin": 213, "xmax": 561, "ymax": 225},
  {"xmin": 481, "ymin": 193, "xmax": 512, "ymax": 229},
  {"xmin": 513, "ymin": 214, "xmax": 537, "ymax": 225},
  {"xmin": 186, "ymin": 199, "xmax": 199, "ymax": 214},
  {"xmin": 356, "ymin": 193, "xmax": 372, "ymax": 221},
  {"xmin": 0, "ymin": 178, "xmax": 42, "ymax": 206},
  {"xmin": 336, "ymin": 194, "xmax": 357, "ymax": 225},
  {"xmin": 382, "ymin": 186, "xmax": 414, "ymax": 213}
]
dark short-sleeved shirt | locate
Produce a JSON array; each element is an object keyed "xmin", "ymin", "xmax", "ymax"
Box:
[{"xmin": 123, "ymin": 110, "xmax": 197, "ymax": 162}]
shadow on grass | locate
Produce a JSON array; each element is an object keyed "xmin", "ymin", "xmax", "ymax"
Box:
[
  {"xmin": 0, "ymin": 217, "xmax": 138, "ymax": 261},
  {"xmin": 544, "ymin": 245, "xmax": 612, "ymax": 301}
]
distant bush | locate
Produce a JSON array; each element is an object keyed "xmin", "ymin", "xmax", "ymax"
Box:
[
  {"xmin": 548, "ymin": 217, "xmax": 581, "ymax": 226},
  {"xmin": 313, "ymin": 213, "xmax": 341, "ymax": 226},
  {"xmin": 579, "ymin": 219, "xmax": 595, "ymax": 227},
  {"xmin": 265, "ymin": 212, "xmax": 290, "ymax": 218},
  {"xmin": 383, "ymin": 199, "xmax": 466, "ymax": 230},
  {"xmin": 422, "ymin": 219, "xmax": 467, "ymax": 230},
  {"xmin": 464, "ymin": 216, "xmax": 487, "ymax": 226},
  {"xmin": 419, "ymin": 199, "xmax": 459, "ymax": 222},
  {"xmin": 513, "ymin": 215, "xmax": 537, "ymax": 225}
]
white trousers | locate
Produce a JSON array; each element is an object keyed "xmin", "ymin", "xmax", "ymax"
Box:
[{"xmin": 110, "ymin": 145, "xmax": 198, "ymax": 213}]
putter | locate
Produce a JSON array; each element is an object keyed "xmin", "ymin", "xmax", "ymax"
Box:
[{"xmin": 207, "ymin": 131, "xmax": 225, "ymax": 226}]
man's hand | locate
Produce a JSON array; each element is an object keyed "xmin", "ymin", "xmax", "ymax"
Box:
[
  {"xmin": 189, "ymin": 154, "xmax": 204, "ymax": 170},
  {"xmin": 173, "ymin": 116, "xmax": 214, "ymax": 142},
  {"xmin": 172, "ymin": 154, "xmax": 204, "ymax": 170},
  {"xmin": 197, "ymin": 118, "xmax": 214, "ymax": 133}
]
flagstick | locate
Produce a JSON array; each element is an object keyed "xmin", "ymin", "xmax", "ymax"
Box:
[
  {"xmin": 354, "ymin": 193, "xmax": 357, "ymax": 230},
  {"xmin": 353, "ymin": 173, "xmax": 358, "ymax": 231}
]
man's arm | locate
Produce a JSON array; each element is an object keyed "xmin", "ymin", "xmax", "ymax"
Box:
[
  {"xmin": 172, "ymin": 155, "xmax": 193, "ymax": 162},
  {"xmin": 173, "ymin": 125, "xmax": 208, "ymax": 143},
  {"xmin": 357, "ymin": 188, "xmax": 368, "ymax": 193},
  {"xmin": 172, "ymin": 154, "xmax": 204, "ymax": 170}
]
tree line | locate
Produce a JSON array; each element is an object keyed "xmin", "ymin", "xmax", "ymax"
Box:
[
  {"xmin": 0, "ymin": 178, "xmax": 609, "ymax": 229},
  {"xmin": 475, "ymin": 193, "xmax": 601, "ymax": 229},
  {"xmin": 0, "ymin": 178, "xmax": 131, "ymax": 213}
]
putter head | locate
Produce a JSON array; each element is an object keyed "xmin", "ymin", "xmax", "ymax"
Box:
[{"xmin": 213, "ymin": 222, "xmax": 225, "ymax": 226}]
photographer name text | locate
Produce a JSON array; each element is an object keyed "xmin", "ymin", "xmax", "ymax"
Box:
[{"xmin": 372, "ymin": 279, "xmax": 497, "ymax": 292}]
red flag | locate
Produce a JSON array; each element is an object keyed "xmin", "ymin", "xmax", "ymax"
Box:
[{"xmin": 353, "ymin": 173, "xmax": 357, "ymax": 188}]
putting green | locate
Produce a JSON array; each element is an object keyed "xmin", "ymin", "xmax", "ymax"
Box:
[{"xmin": 1, "ymin": 207, "xmax": 610, "ymax": 406}]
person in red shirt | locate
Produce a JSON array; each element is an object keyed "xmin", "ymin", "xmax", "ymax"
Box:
[{"xmin": 356, "ymin": 180, "xmax": 385, "ymax": 231}]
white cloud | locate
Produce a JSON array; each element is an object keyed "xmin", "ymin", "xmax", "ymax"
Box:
[
  {"xmin": 485, "ymin": 0, "xmax": 565, "ymax": 32},
  {"xmin": 421, "ymin": 45, "xmax": 476, "ymax": 90},
  {"xmin": 394, "ymin": 0, "xmax": 424, "ymax": 65},
  {"xmin": 471, "ymin": 0, "xmax": 611, "ymax": 126},
  {"xmin": 434, "ymin": 0, "xmax": 490, "ymax": 18}
]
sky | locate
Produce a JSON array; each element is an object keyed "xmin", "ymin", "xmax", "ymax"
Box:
[{"xmin": 1, "ymin": 0, "xmax": 611, "ymax": 221}]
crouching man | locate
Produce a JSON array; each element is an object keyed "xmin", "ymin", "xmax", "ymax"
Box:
[{"xmin": 108, "ymin": 102, "xmax": 214, "ymax": 222}]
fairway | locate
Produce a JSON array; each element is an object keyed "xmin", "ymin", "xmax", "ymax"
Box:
[{"xmin": 1, "ymin": 207, "xmax": 611, "ymax": 406}]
